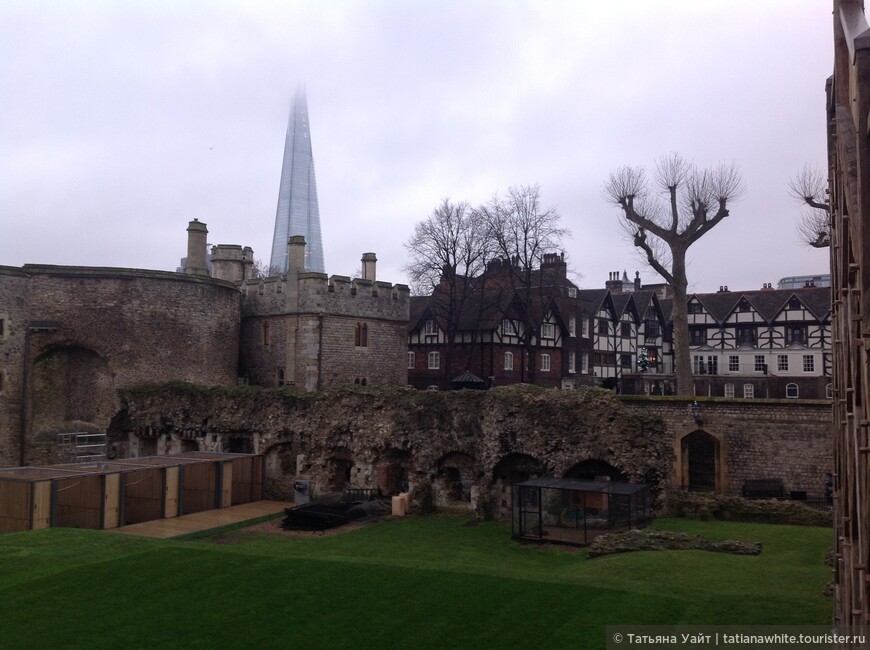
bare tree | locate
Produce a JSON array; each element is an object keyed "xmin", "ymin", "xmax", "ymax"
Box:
[
  {"xmin": 604, "ymin": 153, "xmax": 744, "ymax": 396},
  {"xmin": 404, "ymin": 198, "xmax": 492, "ymax": 379},
  {"xmin": 478, "ymin": 184, "xmax": 569, "ymax": 383},
  {"xmin": 789, "ymin": 164, "xmax": 830, "ymax": 248},
  {"xmin": 251, "ymin": 259, "xmax": 284, "ymax": 278}
]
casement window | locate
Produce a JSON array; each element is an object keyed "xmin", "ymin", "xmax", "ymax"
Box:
[
  {"xmin": 598, "ymin": 319, "xmax": 610, "ymax": 335},
  {"xmin": 620, "ymin": 354, "xmax": 632, "ymax": 368},
  {"xmin": 501, "ymin": 319, "xmax": 519, "ymax": 337},
  {"xmin": 582, "ymin": 318, "xmax": 590, "ymax": 338},
  {"xmin": 786, "ymin": 326, "xmax": 808, "ymax": 345},
  {"xmin": 568, "ymin": 317, "xmax": 576, "ymax": 337},
  {"xmin": 354, "ymin": 322, "xmax": 368, "ymax": 347},
  {"xmin": 736, "ymin": 325, "xmax": 756, "ymax": 345},
  {"xmin": 581, "ymin": 352, "xmax": 589, "ymax": 374},
  {"xmin": 541, "ymin": 354, "xmax": 551, "ymax": 372},
  {"xmin": 621, "ymin": 322, "xmax": 632, "ymax": 338},
  {"xmin": 424, "ymin": 320, "xmax": 438, "ymax": 336},
  {"xmin": 568, "ymin": 352, "xmax": 576, "ymax": 374},
  {"xmin": 504, "ymin": 351, "xmax": 514, "ymax": 371},
  {"xmin": 428, "ymin": 352, "xmax": 440, "ymax": 370},
  {"xmin": 689, "ymin": 327, "xmax": 707, "ymax": 346},
  {"xmin": 540, "ymin": 323, "xmax": 555, "ymax": 339},
  {"xmin": 407, "ymin": 352, "xmax": 416, "ymax": 370},
  {"xmin": 645, "ymin": 319, "xmax": 660, "ymax": 338}
]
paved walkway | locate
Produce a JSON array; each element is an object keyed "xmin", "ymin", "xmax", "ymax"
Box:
[{"xmin": 109, "ymin": 500, "xmax": 293, "ymax": 539}]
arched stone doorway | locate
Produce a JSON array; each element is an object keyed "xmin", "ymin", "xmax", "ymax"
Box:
[
  {"xmin": 375, "ymin": 448, "xmax": 411, "ymax": 496},
  {"xmin": 492, "ymin": 453, "xmax": 546, "ymax": 520},
  {"xmin": 563, "ymin": 459, "xmax": 627, "ymax": 482},
  {"xmin": 434, "ymin": 451, "xmax": 476, "ymax": 506},
  {"xmin": 263, "ymin": 442, "xmax": 300, "ymax": 499},
  {"xmin": 676, "ymin": 429, "xmax": 726, "ymax": 493}
]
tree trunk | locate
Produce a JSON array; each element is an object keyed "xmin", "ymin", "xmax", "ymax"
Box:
[{"xmin": 670, "ymin": 251, "xmax": 693, "ymax": 397}]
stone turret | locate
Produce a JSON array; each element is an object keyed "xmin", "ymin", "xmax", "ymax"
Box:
[{"xmin": 184, "ymin": 219, "xmax": 209, "ymax": 276}]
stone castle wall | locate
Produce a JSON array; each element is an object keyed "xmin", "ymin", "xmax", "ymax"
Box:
[
  {"xmin": 0, "ymin": 265, "xmax": 240, "ymax": 466},
  {"xmin": 620, "ymin": 397, "xmax": 832, "ymax": 498}
]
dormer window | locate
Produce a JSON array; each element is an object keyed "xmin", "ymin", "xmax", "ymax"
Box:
[
  {"xmin": 738, "ymin": 299, "xmax": 751, "ymax": 312},
  {"xmin": 424, "ymin": 320, "xmax": 438, "ymax": 336}
]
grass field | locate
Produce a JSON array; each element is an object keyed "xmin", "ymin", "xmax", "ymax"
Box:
[{"xmin": 0, "ymin": 516, "xmax": 832, "ymax": 649}]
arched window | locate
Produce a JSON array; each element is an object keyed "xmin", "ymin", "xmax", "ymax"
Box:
[
  {"xmin": 786, "ymin": 383, "xmax": 799, "ymax": 399},
  {"xmin": 826, "ymin": 383, "xmax": 834, "ymax": 399},
  {"xmin": 354, "ymin": 322, "xmax": 368, "ymax": 347},
  {"xmin": 504, "ymin": 351, "xmax": 514, "ymax": 371}
]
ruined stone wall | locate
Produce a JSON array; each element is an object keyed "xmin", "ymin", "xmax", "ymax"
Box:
[
  {"xmin": 620, "ymin": 397, "xmax": 831, "ymax": 499},
  {"xmin": 0, "ymin": 265, "xmax": 240, "ymax": 466},
  {"xmin": 115, "ymin": 384, "xmax": 672, "ymax": 515}
]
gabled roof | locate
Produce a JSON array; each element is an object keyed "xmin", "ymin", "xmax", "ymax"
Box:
[{"xmin": 692, "ymin": 286, "xmax": 831, "ymax": 324}]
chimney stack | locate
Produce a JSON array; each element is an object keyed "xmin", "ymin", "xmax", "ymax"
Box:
[
  {"xmin": 184, "ymin": 219, "xmax": 209, "ymax": 276},
  {"xmin": 361, "ymin": 252, "xmax": 377, "ymax": 281},
  {"xmin": 287, "ymin": 236, "xmax": 306, "ymax": 275}
]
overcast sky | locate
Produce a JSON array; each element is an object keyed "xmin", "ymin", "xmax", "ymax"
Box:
[{"xmin": 1, "ymin": 1, "xmax": 832, "ymax": 294}]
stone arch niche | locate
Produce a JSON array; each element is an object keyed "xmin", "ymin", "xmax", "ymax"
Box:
[
  {"xmin": 492, "ymin": 453, "xmax": 546, "ymax": 520},
  {"xmin": 324, "ymin": 447, "xmax": 355, "ymax": 493},
  {"xmin": 675, "ymin": 429, "xmax": 727, "ymax": 493},
  {"xmin": 375, "ymin": 448, "xmax": 412, "ymax": 496},
  {"xmin": 264, "ymin": 441, "xmax": 301, "ymax": 499},
  {"xmin": 30, "ymin": 343, "xmax": 115, "ymax": 440},
  {"xmin": 433, "ymin": 451, "xmax": 477, "ymax": 507},
  {"xmin": 563, "ymin": 459, "xmax": 628, "ymax": 482}
]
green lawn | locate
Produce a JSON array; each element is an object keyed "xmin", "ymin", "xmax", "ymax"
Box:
[{"xmin": 0, "ymin": 517, "xmax": 832, "ymax": 649}]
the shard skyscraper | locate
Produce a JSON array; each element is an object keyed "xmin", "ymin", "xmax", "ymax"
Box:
[{"xmin": 269, "ymin": 88, "xmax": 325, "ymax": 273}]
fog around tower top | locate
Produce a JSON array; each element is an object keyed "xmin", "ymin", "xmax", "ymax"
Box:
[{"xmin": 1, "ymin": 1, "xmax": 830, "ymax": 292}]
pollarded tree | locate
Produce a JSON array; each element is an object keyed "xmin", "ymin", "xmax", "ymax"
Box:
[
  {"xmin": 604, "ymin": 153, "xmax": 744, "ymax": 396},
  {"xmin": 789, "ymin": 164, "xmax": 830, "ymax": 248},
  {"xmin": 404, "ymin": 198, "xmax": 493, "ymax": 379}
]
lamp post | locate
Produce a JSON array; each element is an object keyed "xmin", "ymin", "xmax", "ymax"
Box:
[{"xmin": 691, "ymin": 401, "xmax": 703, "ymax": 427}]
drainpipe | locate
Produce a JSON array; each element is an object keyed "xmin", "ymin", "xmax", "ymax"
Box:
[{"xmin": 20, "ymin": 321, "xmax": 58, "ymax": 466}]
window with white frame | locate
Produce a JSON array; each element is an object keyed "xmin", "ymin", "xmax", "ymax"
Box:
[
  {"xmin": 504, "ymin": 351, "xmax": 514, "ymax": 371},
  {"xmin": 743, "ymin": 383, "xmax": 755, "ymax": 399},
  {"xmin": 777, "ymin": 355, "xmax": 788, "ymax": 372},
  {"xmin": 728, "ymin": 355, "xmax": 739, "ymax": 372},
  {"xmin": 568, "ymin": 351, "xmax": 575, "ymax": 374},
  {"xmin": 428, "ymin": 351, "xmax": 440, "ymax": 369},
  {"xmin": 803, "ymin": 354, "xmax": 815, "ymax": 372},
  {"xmin": 786, "ymin": 383, "xmax": 799, "ymax": 399},
  {"xmin": 407, "ymin": 352, "xmax": 415, "ymax": 369},
  {"xmin": 568, "ymin": 287, "xmax": 577, "ymax": 298},
  {"xmin": 582, "ymin": 318, "xmax": 590, "ymax": 338},
  {"xmin": 826, "ymin": 383, "xmax": 833, "ymax": 399},
  {"xmin": 754, "ymin": 355, "xmax": 766, "ymax": 372},
  {"xmin": 724, "ymin": 383, "xmax": 735, "ymax": 398},
  {"xmin": 540, "ymin": 323, "xmax": 555, "ymax": 339},
  {"xmin": 501, "ymin": 319, "xmax": 518, "ymax": 337},
  {"xmin": 568, "ymin": 317, "xmax": 576, "ymax": 337},
  {"xmin": 541, "ymin": 353, "xmax": 551, "ymax": 372},
  {"xmin": 581, "ymin": 352, "xmax": 589, "ymax": 374},
  {"xmin": 424, "ymin": 319, "xmax": 438, "ymax": 336}
]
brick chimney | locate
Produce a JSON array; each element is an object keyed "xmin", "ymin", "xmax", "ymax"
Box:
[{"xmin": 605, "ymin": 271, "xmax": 623, "ymax": 293}]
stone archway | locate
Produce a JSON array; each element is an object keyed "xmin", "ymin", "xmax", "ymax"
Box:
[
  {"xmin": 434, "ymin": 451, "xmax": 477, "ymax": 506},
  {"xmin": 563, "ymin": 459, "xmax": 627, "ymax": 482},
  {"xmin": 324, "ymin": 447, "xmax": 355, "ymax": 493},
  {"xmin": 675, "ymin": 429, "xmax": 727, "ymax": 493},
  {"xmin": 492, "ymin": 453, "xmax": 546, "ymax": 520},
  {"xmin": 375, "ymin": 448, "xmax": 411, "ymax": 496},
  {"xmin": 263, "ymin": 442, "xmax": 300, "ymax": 499},
  {"xmin": 31, "ymin": 343, "xmax": 115, "ymax": 439}
]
